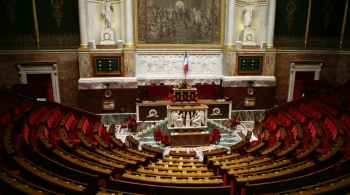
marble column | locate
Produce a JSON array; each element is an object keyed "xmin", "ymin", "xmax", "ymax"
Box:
[
  {"xmin": 225, "ymin": 0, "xmax": 235, "ymax": 49},
  {"xmin": 124, "ymin": 0, "xmax": 134, "ymax": 48},
  {"xmin": 78, "ymin": 0, "xmax": 89, "ymax": 49},
  {"xmin": 266, "ymin": 0, "xmax": 276, "ymax": 49},
  {"xmin": 120, "ymin": 0, "xmax": 126, "ymax": 42}
]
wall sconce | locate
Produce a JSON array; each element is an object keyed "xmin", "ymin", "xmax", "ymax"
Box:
[
  {"xmin": 247, "ymin": 80, "xmax": 254, "ymax": 95},
  {"xmin": 103, "ymin": 82, "xmax": 110, "ymax": 89},
  {"xmin": 247, "ymin": 80, "xmax": 254, "ymax": 87}
]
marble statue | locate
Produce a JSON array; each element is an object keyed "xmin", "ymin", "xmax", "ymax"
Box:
[
  {"xmin": 101, "ymin": 0, "xmax": 114, "ymax": 29},
  {"xmin": 243, "ymin": 0, "xmax": 258, "ymax": 31},
  {"xmin": 191, "ymin": 110, "xmax": 204, "ymax": 127},
  {"xmin": 172, "ymin": 111, "xmax": 184, "ymax": 127}
]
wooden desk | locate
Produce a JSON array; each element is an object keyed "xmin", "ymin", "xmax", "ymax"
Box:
[
  {"xmin": 95, "ymin": 148, "xmax": 138, "ymax": 168},
  {"xmin": 75, "ymin": 148, "xmax": 126, "ymax": 171},
  {"xmin": 275, "ymin": 140, "xmax": 301, "ymax": 158},
  {"xmin": 162, "ymin": 156, "xmax": 200, "ymax": 162},
  {"xmin": 245, "ymin": 142, "xmax": 265, "ymax": 154},
  {"xmin": 58, "ymin": 127, "xmax": 75, "ymax": 150},
  {"xmin": 13, "ymin": 155, "xmax": 87, "ymax": 194},
  {"xmin": 228, "ymin": 159, "xmax": 291, "ymax": 175},
  {"xmin": 37, "ymin": 124, "xmax": 54, "ymax": 150},
  {"xmin": 259, "ymin": 141, "xmax": 282, "ymax": 156},
  {"xmin": 234, "ymin": 161, "xmax": 315, "ymax": 184},
  {"xmin": 3, "ymin": 124, "xmax": 17, "ymax": 156},
  {"xmin": 230, "ymin": 141, "xmax": 247, "ymax": 153},
  {"xmin": 127, "ymin": 147, "xmax": 157, "ymax": 161},
  {"xmin": 122, "ymin": 171, "xmax": 223, "ymax": 186},
  {"xmin": 147, "ymin": 163, "xmax": 208, "ymax": 171},
  {"xmin": 0, "ymin": 166, "xmax": 64, "ymax": 195},
  {"xmin": 52, "ymin": 148, "xmax": 113, "ymax": 178},
  {"xmin": 109, "ymin": 135, "xmax": 125, "ymax": 149},
  {"xmin": 112, "ymin": 149, "xmax": 148, "ymax": 163},
  {"xmin": 141, "ymin": 144, "xmax": 164, "ymax": 159},
  {"xmin": 294, "ymin": 139, "xmax": 321, "ymax": 161},
  {"xmin": 203, "ymin": 148, "xmax": 228, "ymax": 164},
  {"xmin": 76, "ymin": 130, "xmax": 94, "ymax": 150},
  {"xmin": 208, "ymin": 153, "xmax": 241, "ymax": 163},
  {"xmin": 171, "ymin": 132, "xmax": 210, "ymax": 147},
  {"xmin": 137, "ymin": 167, "xmax": 214, "ymax": 177},
  {"xmin": 94, "ymin": 134, "xmax": 110, "ymax": 150},
  {"xmin": 169, "ymin": 150, "xmax": 197, "ymax": 157},
  {"xmin": 316, "ymin": 137, "xmax": 344, "ymax": 163},
  {"xmin": 126, "ymin": 135, "xmax": 140, "ymax": 148}
]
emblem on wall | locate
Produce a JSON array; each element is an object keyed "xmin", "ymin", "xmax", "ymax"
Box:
[
  {"xmin": 147, "ymin": 109, "xmax": 159, "ymax": 118},
  {"xmin": 210, "ymin": 108, "xmax": 222, "ymax": 116},
  {"xmin": 50, "ymin": 0, "xmax": 64, "ymax": 27}
]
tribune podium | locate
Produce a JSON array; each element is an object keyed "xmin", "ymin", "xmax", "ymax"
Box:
[{"xmin": 172, "ymin": 88, "xmax": 197, "ymax": 102}]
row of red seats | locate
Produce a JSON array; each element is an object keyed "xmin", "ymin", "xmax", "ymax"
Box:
[
  {"xmin": 310, "ymin": 99, "xmax": 338, "ymax": 117},
  {"xmin": 0, "ymin": 96, "xmax": 19, "ymax": 111},
  {"xmin": 299, "ymin": 103, "xmax": 324, "ymax": 120},
  {"xmin": 28, "ymin": 105, "xmax": 48, "ymax": 127},
  {"xmin": 305, "ymin": 120, "xmax": 320, "ymax": 141},
  {"xmin": 288, "ymin": 107, "xmax": 307, "ymax": 123},
  {"xmin": 340, "ymin": 114, "xmax": 350, "ymax": 131},
  {"xmin": 64, "ymin": 113, "xmax": 77, "ymax": 132},
  {"xmin": 276, "ymin": 112, "xmax": 293, "ymax": 128},
  {"xmin": 330, "ymin": 91, "xmax": 350, "ymax": 104},
  {"xmin": 319, "ymin": 94, "xmax": 343, "ymax": 107},
  {"xmin": 264, "ymin": 116, "xmax": 279, "ymax": 131},
  {"xmin": 0, "ymin": 111, "xmax": 11, "ymax": 127},
  {"xmin": 322, "ymin": 116, "xmax": 339, "ymax": 141},
  {"xmin": 81, "ymin": 117, "xmax": 90, "ymax": 134},
  {"xmin": 12, "ymin": 100, "xmax": 32, "ymax": 116},
  {"xmin": 46, "ymin": 108, "xmax": 62, "ymax": 130}
]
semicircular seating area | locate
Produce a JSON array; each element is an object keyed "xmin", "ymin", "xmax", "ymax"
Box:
[{"xmin": 0, "ymin": 84, "xmax": 350, "ymax": 195}]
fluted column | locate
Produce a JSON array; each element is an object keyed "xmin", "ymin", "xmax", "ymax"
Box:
[
  {"xmin": 124, "ymin": 0, "xmax": 134, "ymax": 49},
  {"xmin": 266, "ymin": 0, "xmax": 276, "ymax": 49},
  {"xmin": 78, "ymin": 0, "xmax": 89, "ymax": 49},
  {"xmin": 225, "ymin": 0, "xmax": 235, "ymax": 49}
]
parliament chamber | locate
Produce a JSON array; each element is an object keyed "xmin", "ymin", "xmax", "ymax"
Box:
[{"xmin": 1, "ymin": 0, "xmax": 350, "ymax": 194}]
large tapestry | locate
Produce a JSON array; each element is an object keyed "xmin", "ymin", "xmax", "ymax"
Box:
[{"xmin": 136, "ymin": 0, "xmax": 223, "ymax": 45}]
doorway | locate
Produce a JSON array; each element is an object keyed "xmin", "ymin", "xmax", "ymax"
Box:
[
  {"xmin": 16, "ymin": 62, "xmax": 61, "ymax": 103},
  {"xmin": 287, "ymin": 60, "xmax": 323, "ymax": 102}
]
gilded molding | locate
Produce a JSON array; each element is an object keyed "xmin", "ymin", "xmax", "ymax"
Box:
[
  {"xmin": 274, "ymin": 35, "xmax": 304, "ymax": 48},
  {"xmin": 50, "ymin": 0, "xmax": 65, "ymax": 27},
  {"xmin": 39, "ymin": 33, "xmax": 80, "ymax": 49},
  {"xmin": 4, "ymin": 0, "xmax": 17, "ymax": 27},
  {"xmin": 305, "ymin": 0, "xmax": 312, "ymax": 49},
  {"xmin": 340, "ymin": 0, "xmax": 348, "ymax": 50},
  {"xmin": 285, "ymin": 0, "xmax": 297, "ymax": 30},
  {"xmin": 32, "ymin": 0, "xmax": 40, "ymax": 49},
  {"xmin": 307, "ymin": 36, "xmax": 340, "ymax": 49},
  {"xmin": 322, "ymin": 0, "xmax": 333, "ymax": 31},
  {"xmin": 0, "ymin": 34, "xmax": 37, "ymax": 49}
]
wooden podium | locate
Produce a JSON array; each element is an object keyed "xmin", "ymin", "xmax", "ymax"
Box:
[{"xmin": 173, "ymin": 88, "xmax": 197, "ymax": 102}]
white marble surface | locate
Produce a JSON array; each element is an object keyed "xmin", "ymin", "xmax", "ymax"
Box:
[{"xmin": 136, "ymin": 53, "xmax": 223, "ymax": 78}]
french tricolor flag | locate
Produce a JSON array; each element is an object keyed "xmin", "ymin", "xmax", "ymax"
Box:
[{"xmin": 183, "ymin": 52, "xmax": 188, "ymax": 73}]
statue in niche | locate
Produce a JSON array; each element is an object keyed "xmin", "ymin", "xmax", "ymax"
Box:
[
  {"xmin": 243, "ymin": 0, "xmax": 258, "ymax": 31},
  {"xmin": 172, "ymin": 111, "xmax": 184, "ymax": 127},
  {"xmin": 191, "ymin": 110, "xmax": 204, "ymax": 127},
  {"xmin": 101, "ymin": 0, "xmax": 114, "ymax": 29}
]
